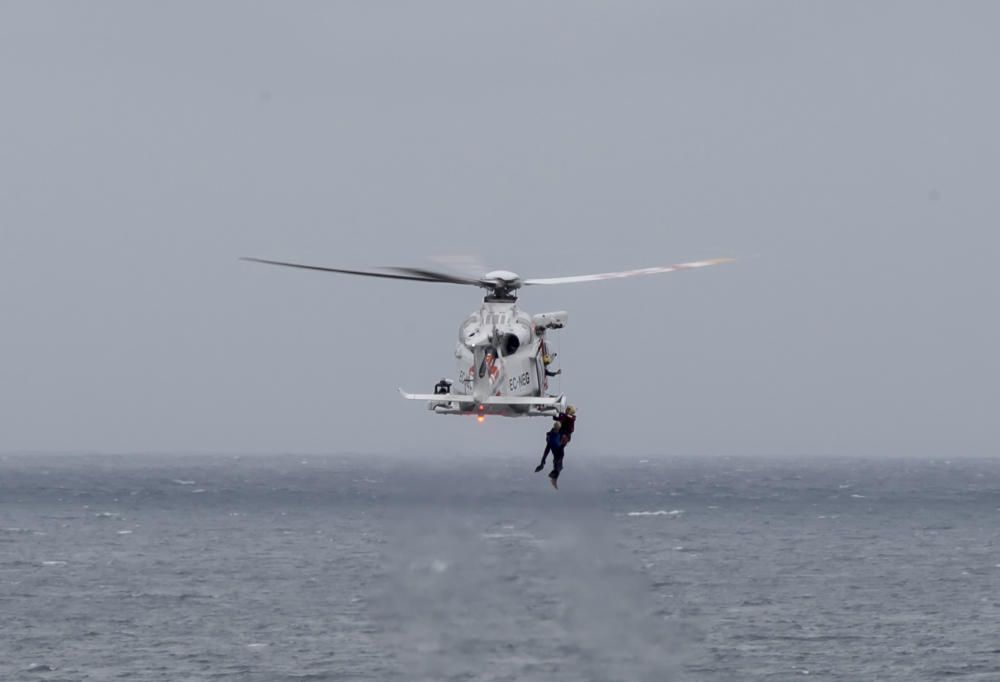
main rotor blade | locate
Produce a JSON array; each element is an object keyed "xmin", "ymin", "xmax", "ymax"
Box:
[
  {"xmin": 381, "ymin": 266, "xmax": 484, "ymax": 286},
  {"xmin": 241, "ymin": 258, "xmax": 456, "ymax": 284},
  {"xmin": 523, "ymin": 257, "xmax": 735, "ymax": 286}
]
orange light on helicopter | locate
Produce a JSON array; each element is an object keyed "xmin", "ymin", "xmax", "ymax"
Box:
[
  {"xmin": 477, "ymin": 405, "xmax": 485, "ymax": 423},
  {"xmin": 477, "ymin": 415, "xmax": 485, "ymax": 423}
]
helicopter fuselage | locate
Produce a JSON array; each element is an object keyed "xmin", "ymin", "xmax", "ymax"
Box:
[{"xmin": 424, "ymin": 299, "xmax": 566, "ymax": 417}]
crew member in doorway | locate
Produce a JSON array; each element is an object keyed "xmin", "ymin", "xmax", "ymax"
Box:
[
  {"xmin": 543, "ymin": 354, "xmax": 561, "ymax": 378},
  {"xmin": 537, "ymin": 327, "xmax": 558, "ymax": 375}
]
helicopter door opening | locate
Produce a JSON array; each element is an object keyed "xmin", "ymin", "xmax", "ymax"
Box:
[{"xmin": 478, "ymin": 345, "xmax": 498, "ymax": 380}]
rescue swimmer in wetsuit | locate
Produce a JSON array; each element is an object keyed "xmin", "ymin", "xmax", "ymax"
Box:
[
  {"xmin": 534, "ymin": 405, "xmax": 577, "ymax": 489},
  {"xmin": 535, "ymin": 422, "xmax": 565, "ymax": 488}
]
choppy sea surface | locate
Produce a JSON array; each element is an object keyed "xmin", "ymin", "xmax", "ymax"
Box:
[{"xmin": 2, "ymin": 453, "xmax": 1000, "ymax": 681}]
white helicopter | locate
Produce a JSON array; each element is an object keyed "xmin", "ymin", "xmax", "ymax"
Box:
[{"xmin": 243, "ymin": 256, "xmax": 734, "ymax": 420}]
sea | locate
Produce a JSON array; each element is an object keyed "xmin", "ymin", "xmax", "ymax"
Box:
[{"xmin": 2, "ymin": 453, "xmax": 999, "ymax": 681}]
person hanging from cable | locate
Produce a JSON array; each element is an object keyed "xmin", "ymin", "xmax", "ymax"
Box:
[
  {"xmin": 534, "ymin": 421, "xmax": 565, "ymax": 488},
  {"xmin": 535, "ymin": 420, "xmax": 559, "ymax": 472},
  {"xmin": 535, "ymin": 405, "xmax": 576, "ymax": 488},
  {"xmin": 555, "ymin": 405, "xmax": 575, "ymax": 446}
]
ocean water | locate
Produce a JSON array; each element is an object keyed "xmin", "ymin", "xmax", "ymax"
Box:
[{"xmin": 2, "ymin": 453, "xmax": 1000, "ymax": 681}]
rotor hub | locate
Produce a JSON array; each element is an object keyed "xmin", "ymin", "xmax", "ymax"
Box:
[{"xmin": 481, "ymin": 270, "xmax": 522, "ymax": 300}]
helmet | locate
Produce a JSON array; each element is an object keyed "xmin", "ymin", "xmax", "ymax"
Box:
[
  {"xmin": 566, "ymin": 405, "xmax": 576, "ymax": 416},
  {"xmin": 542, "ymin": 354, "xmax": 553, "ymax": 365}
]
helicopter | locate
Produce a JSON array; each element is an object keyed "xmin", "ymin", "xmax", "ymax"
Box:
[{"xmin": 242, "ymin": 256, "xmax": 734, "ymax": 420}]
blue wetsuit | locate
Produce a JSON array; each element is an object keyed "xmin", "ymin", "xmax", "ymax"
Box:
[{"xmin": 544, "ymin": 429, "xmax": 566, "ymax": 480}]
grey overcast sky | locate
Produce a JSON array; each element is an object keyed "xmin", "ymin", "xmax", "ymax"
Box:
[{"xmin": 1, "ymin": 2, "xmax": 997, "ymax": 457}]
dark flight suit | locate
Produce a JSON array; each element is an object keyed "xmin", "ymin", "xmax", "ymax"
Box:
[
  {"xmin": 548, "ymin": 413, "xmax": 576, "ymax": 482},
  {"xmin": 545, "ymin": 429, "xmax": 566, "ymax": 481}
]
